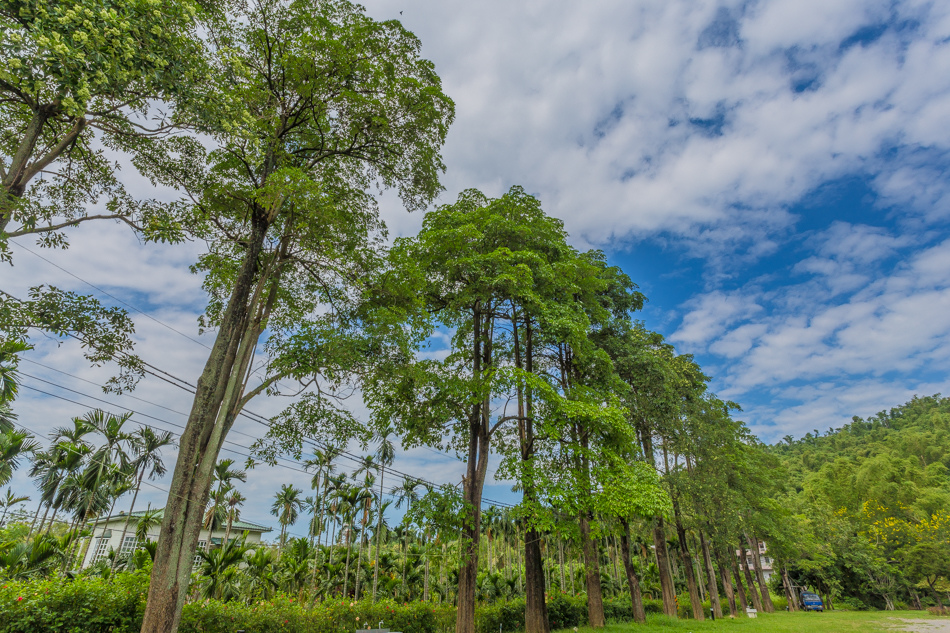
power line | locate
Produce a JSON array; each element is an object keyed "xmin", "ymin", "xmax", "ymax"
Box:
[
  {"xmin": 4, "ymin": 285, "xmax": 516, "ymax": 509},
  {"xmin": 11, "ymin": 240, "xmax": 212, "ymax": 350}
]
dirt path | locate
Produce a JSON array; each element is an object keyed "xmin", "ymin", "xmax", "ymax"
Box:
[{"xmin": 894, "ymin": 619, "xmax": 950, "ymax": 633}]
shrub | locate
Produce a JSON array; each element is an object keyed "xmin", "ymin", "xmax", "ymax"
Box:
[
  {"xmin": 834, "ymin": 596, "xmax": 870, "ymax": 611},
  {"xmin": 180, "ymin": 596, "xmax": 457, "ymax": 633},
  {"xmin": 0, "ymin": 574, "xmax": 658, "ymax": 633},
  {"xmin": 475, "ymin": 598, "xmax": 526, "ymax": 633},
  {"xmin": 928, "ymin": 606, "xmax": 950, "ymax": 616},
  {"xmin": 0, "ymin": 569, "xmax": 149, "ymax": 633},
  {"xmin": 642, "ymin": 598, "xmax": 663, "ymax": 614}
]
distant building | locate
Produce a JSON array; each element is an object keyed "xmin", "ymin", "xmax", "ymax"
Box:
[
  {"xmin": 80, "ymin": 508, "xmax": 272, "ymax": 569},
  {"xmin": 736, "ymin": 538, "xmax": 774, "ymax": 582}
]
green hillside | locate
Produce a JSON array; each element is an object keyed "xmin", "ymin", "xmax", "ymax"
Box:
[{"xmin": 768, "ymin": 395, "xmax": 950, "ymax": 610}]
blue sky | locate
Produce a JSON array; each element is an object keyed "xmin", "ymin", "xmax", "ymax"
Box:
[{"xmin": 6, "ymin": 0, "xmax": 950, "ymax": 531}]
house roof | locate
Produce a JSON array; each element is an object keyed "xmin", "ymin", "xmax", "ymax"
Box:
[{"xmin": 100, "ymin": 508, "xmax": 272, "ymax": 533}]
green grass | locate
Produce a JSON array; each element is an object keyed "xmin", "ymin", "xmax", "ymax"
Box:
[{"xmin": 556, "ymin": 610, "xmax": 949, "ymax": 633}]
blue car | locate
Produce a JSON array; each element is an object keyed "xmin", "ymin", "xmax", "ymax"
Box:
[{"xmin": 800, "ymin": 592, "xmax": 824, "ymax": 612}]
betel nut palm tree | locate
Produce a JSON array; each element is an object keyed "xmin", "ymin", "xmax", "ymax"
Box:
[
  {"xmin": 112, "ymin": 426, "xmax": 174, "ymax": 570},
  {"xmin": 271, "ymin": 483, "xmax": 303, "ymax": 551}
]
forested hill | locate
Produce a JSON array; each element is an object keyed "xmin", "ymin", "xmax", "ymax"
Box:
[
  {"xmin": 771, "ymin": 394, "xmax": 950, "ymax": 498},
  {"xmin": 766, "ymin": 394, "xmax": 950, "ymax": 610}
]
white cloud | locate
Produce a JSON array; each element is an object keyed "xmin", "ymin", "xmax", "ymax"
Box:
[
  {"xmin": 8, "ymin": 0, "xmax": 950, "ymax": 518},
  {"xmin": 676, "ymin": 231, "xmax": 950, "ymax": 438}
]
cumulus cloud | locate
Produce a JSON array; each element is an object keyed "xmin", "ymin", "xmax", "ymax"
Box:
[{"xmin": 675, "ymin": 231, "xmax": 950, "ymax": 437}]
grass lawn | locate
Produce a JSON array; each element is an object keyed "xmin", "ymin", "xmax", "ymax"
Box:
[{"xmin": 557, "ymin": 610, "xmax": 950, "ymax": 633}]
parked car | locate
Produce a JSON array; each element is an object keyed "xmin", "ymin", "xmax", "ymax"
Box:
[{"xmin": 800, "ymin": 591, "xmax": 824, "ymax": 611}]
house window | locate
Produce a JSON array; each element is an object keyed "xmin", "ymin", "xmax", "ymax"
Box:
[
  {"xmin": 193, "ymin": 540, "xmax": 207, "ymax": 568},
  {"xmin": 91, "ymin": 536, "xmax": 112, "ymax": 565},
  {"xmin": 119, "ymin": 536, "xmax": 138, "ymax": 556}
]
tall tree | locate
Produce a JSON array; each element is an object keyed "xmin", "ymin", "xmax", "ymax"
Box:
[
  {"xmin": 372, "ymin": 429, "xmax": 395, "ymax": 602},
  {"xmin": 0, "ymin": 0, "xmax": 203, "ymax": 249},
  {"xmin": 138, "ymin": 1, "xmax": 452, "ymax": 629},
  {"xmin": 204, "ymin": 459, "xmax": 246, "ymax": 531},
  {"xmin": 271, "ymin": 484, "xmax": 303, "ymax": 551},
  {"xmin": 112, "ymin": 427, "xmax": 174, "ymax": 570}
]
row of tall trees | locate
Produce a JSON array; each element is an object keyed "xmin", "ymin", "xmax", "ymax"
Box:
[{"xmin": 0, "ymin": 2, "xmax": 795, "ymax": 633}]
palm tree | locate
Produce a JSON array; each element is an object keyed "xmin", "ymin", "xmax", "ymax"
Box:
[
  {"xmin": 353, "ymin": 472, "xmax": 375, "ymax": 598},
  {"xmin": 392, "ymin": 477, "xmax": 422, "ymax": 595},
  {"xmin": 29, "ymin": 427, "xmax": 91, "ymax": 534},
  {"xmin": 243, "ymin": 546, "xmax": 278, "ymax": 600},
  {"xmin": 205, "ymin": 459, "xmax": 247, "ymax": 532},
  {"xmin": 0, "ymin": 530, "xmax": 76, "ymax": 579},
  {"xmin": 0, "ymin": 429, "xmax": 39, "ymax": 486},
  {"xmin": 324, "ymin": 473, "xmax": 347, "ymax": 595},
  {"xmin": 196, "ymin": 535, "xmax": 248, "ymax": 600},
  {"xmin": 270, "ymin": 483, "xmax": 303, "ymax": 551},
  {"xmin": 0, "ymin": 488, "xmax": 29, "ymax": 526},
  {"xmin": 372, "ymin": 430, "xmax": 395, "ymax": 601},
  {"xmin": 136, "ymin": 506, "xmax": 163, "ymax": 542},
  {"xmin": 222, "ymin": 489, "xmax": 246, "ymax": 544},
  {"xmin": 0, "ymin": 339, "xmax": 28, "ymax": 414},
  {"xmin": 77, "ymin": 410, "xmax": 133, "ymax": 539},
  {"xmin": 112, "ymin": 427, "xmax": 174, "ymax": 570}
]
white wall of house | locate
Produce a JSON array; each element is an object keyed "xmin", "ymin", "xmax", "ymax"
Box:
[{"xmin": 81, "ymin": 517, "xmax": 268, "ymax": 569}]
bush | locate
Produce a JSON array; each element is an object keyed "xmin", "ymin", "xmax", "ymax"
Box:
[
  {"xmin": 642, "ymin": 598, "xmax": 663, "ymax": 614},
  {"xmin": 928, "ymin": 606, "xmax": 950, "ymax": 616},
  {"xmin": 475, "ymin": 598, "xmax": 526, "ymax": 633},
  {"xmin": 0, "ymin": 569, "xmax": 150, "ymax": 633},
  {"xmin": 180, "ymin": 597, "xmax": 456, "ymax": 633},
  {"xmin": 834, "ymin": 596, "xmax": 870, "ymax": 611},
  {"xmin": 0, "ymin": 574, "xmax": 659, "ymax": 633}
]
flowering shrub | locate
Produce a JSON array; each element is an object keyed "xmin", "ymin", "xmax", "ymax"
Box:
[
  {"xmin": 0, "ymin": 574, "xmax": 664, "ymax": 633},
  {"xmin": 0, "ymin": 569, "xmax": 150, "ymax": 633}
]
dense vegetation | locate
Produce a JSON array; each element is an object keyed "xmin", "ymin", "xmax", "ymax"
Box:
[{"xmin": 769, "ymin": 395, "xmax": 950, "ymax": 611}]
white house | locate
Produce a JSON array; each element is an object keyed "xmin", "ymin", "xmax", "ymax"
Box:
[
  {"xmin": 735, "ymin": 538, "xmax": 774, "ymax": 582},
  {"xmin": 81, "ymin": 508, "xmax": 272, "ymax": 569}
]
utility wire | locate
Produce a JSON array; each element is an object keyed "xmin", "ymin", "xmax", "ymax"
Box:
[
  {"xmin": 17, "ymin": 374, "xmax": 515, "ymax": 509},
  {"xmin": 4, "ymin": 283, "xmax": 516, "ymax": 508}
]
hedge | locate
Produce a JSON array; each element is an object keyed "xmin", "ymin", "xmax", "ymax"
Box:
[{"xmin": 1, "ymin": 574, "xmax": 668, "ymax": 633}]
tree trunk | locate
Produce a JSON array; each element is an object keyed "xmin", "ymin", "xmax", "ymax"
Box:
[
  {"xmin": 619, "ymin": 519, "xmax": 646, "ymax": 623},
  {"xmin": 781, "ymin": 565, "xmax": 798, "ymax": 611},
  {"xmin": 344, "ymin": 522, "xmax": 354, "ymax": 596},
  {"xmin": 579, "ymin": 512, "xmax": 606, "ymax": 627},
  {"xmin": 372, "ymin": 466, "xmax": 385, "ymax": 602},
  {"xmin": 28, "ymin": 500, "xmax": 43, "ymax": 534},
  {"xmin": 456, "ymin": 305, "xmax": 493, "ymax": 633},
  {"xmin": 699, "ymin": 530, "xmax": 722, "ymax": 619},
  {"xmin": 745, "ymin": 534, "xmax": 773, "ymax": 612},
  {"xmin": 569, "ymin": 546, "xmax": 576, "ymax": 595},
  {"xmin": 525, "ymin": 526, "xmax": 550, "ymax": 633},
  {"xmin": 716, "ymin": 548, "xmax": 738, "ymax": 617},
  {"xmin": 652, "ymin": 518, "xmax": 678, "ymax": 617},
  {"xmin": 674, "ymin": 512, "xmax": 703, "ymax": 620},
  {"xmin": 141, "ymin": 220, "xmax": 270, "ymax": 633},
  {"xmin": 36, "ymin": 502, "xmax": 50, "ymax": 536},
  {"xmin": 558, "ymin": 538, "xmax": 565, "ymax": 592},
  {"xmin": 731, "ymin": 557, "xmax": 748, "ymax": 611},
  {"xmin": 356, "ymin": 515, "xmax": 367, "ymax": 598},
  {"xmin": 739, "ymin": 544, "xmax": 763, "ymax": 612},
  {"xmin": 112, "ymin": 467, "xmax": 145, "ymax": 571},
  {"xmin": 424, "ymin": 528, "xmax": 430, "ymax": 601}
]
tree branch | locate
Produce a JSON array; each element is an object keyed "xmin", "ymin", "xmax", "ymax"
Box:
[{"xmin": 6, "ymin": 213, "xmax": 139, "ymax": 238}]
